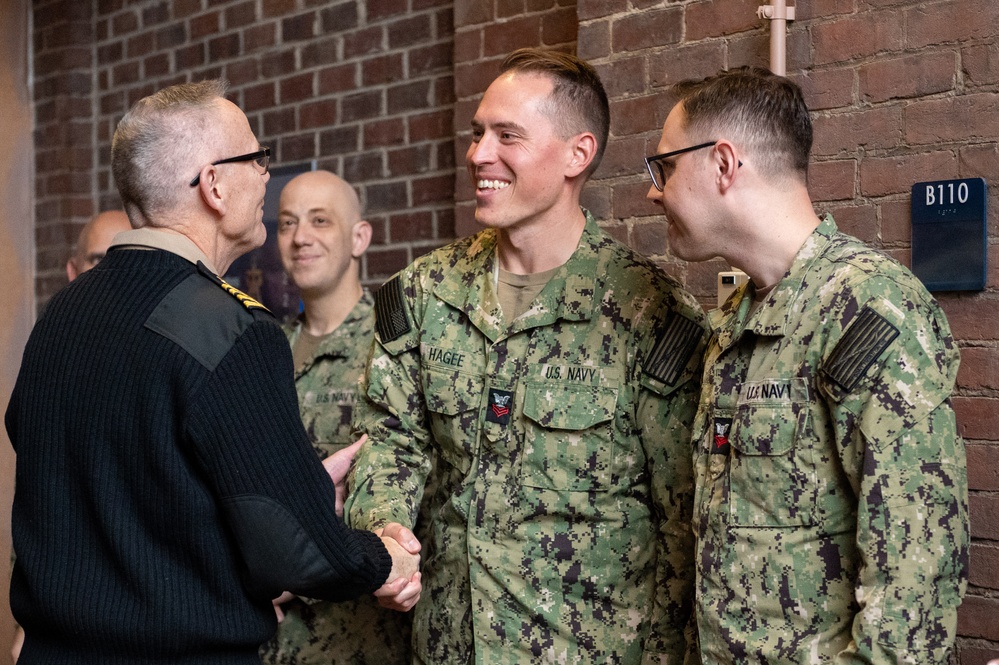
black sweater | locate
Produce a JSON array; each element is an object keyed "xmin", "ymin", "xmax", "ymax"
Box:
[{"xmin": 5, "ymin": 248, "xmax": 391, "ymax": 665}]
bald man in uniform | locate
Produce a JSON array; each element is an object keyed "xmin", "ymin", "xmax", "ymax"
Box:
[{"xmin": 261, "ymin": 170, "xmax": 412, "ymax": 665}]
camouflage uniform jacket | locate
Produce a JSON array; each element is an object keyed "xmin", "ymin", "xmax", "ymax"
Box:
[
  {"xmin": 346, "ymin": 212, "xmax": 708, "ymax": 665},
  {"xmin": 692, "ymin": 216, "xmax": 968, "ymax": 663},
  {"xmin": 260, "ymin": 290, "xmax": 412, "ymax": 665}
]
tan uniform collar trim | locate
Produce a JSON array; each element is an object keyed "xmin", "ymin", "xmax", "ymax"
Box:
[{"xmin": 110, "ymin": 228, "xmax": 220, "ymax": 275}]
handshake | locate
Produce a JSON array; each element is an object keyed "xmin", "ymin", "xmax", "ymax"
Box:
[
  {"xmin": 372, "ymin": 522, "xmax": 422, "ymax": 611},
  {"xmin": 269, "ymin": 522, "xmax": 421, "ymax": 621},
  {"xmin": 273, "ymin": 437, "xmax": 423, "ymax": 622},
  {"xmin": 323, "ymin": 435, "xmax": 422, "ymax": 612}
]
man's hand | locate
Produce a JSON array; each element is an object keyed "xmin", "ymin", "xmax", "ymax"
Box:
[
  {"xmin": 372, "ymin": 522, "xmax": 422, "ymax": 611},
  {"xmin": 321, "ymin": 434, "xmax": 367, "ymax": 517},
  {"xmin": 271, "ymin": 591, "xmax": 295, "ymax": 622}
]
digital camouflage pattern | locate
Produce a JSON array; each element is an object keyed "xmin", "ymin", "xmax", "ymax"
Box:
[
  {"xmin": 692, "ymin": 216, "xmax": 968, "ymax": 663},
  {"xmin": 260, "ymin": 291, "xmax": 412, "ymax": 665},
  {"xmin": 282, "ymin": 292, "xmax": 376, "ymax": 462},
  {"xmin": 346, "ymin": 212, "xmax": 708, "ymax": 665}
]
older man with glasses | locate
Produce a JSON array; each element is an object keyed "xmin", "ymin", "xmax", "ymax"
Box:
[{"xmin": 5, "ymin": 79, "xmax": 421, "ymax": 665}]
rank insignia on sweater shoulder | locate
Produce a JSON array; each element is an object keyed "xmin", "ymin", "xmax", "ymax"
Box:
[
  {"xmin": 198, "ymin": 261, "xmax": 271, "ymax": 313},
  {"xmin": 218, "ymin": 279, "xmax": 269, "ymax": 312}
]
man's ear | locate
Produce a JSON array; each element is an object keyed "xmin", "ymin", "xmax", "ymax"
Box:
[
  {"xmin": 351, "ymin": 220, "xmax": 372, "ymax": 258},
  {"xmin": 714, "ymin": 140, "xmax": 741, "ymax": 192},
  {"xmin": 565, "ymin": 132, "xmax": 598, "ymax": 179},
  {"xmin": 66, "ymin": 258, "xmax": 79, "ymax": 282},
  {"xmin": 196, "ymin": 165, "xmax": 226, "ymax": 216}
]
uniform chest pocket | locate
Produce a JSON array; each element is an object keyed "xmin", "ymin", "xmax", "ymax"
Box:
[
  {"xmin": 728, "ymin": 385, "xmax": 816, "ymax": 527},
  {"xmin": 422, "ymin": 368, "xmax": 482, "ymax": 475},
  {"xmin": 521, "ymin": 383, "xmax": 618, "ymax": 492}
]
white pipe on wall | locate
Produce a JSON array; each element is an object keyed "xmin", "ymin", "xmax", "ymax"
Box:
[{"xmin": 757, "ymin": 0, "xmax": 796, "ymax": 76}]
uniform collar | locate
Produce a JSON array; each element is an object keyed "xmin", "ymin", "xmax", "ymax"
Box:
[
  {"xmin": 110, "ymin": 228, "xmax": 220, "ymax": 275},
  {"xmin": 286, "ymin": 290, "xmax": 375, "ymax": 369},
  {"xmin": 433, "ymin": 209, "xmax": 602, "ymax": 343},
  {"xmin": 709, "ymin": 214, "xmax": 838, "ymax": 346}
]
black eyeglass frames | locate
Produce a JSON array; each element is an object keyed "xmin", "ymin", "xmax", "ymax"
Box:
[
  {"xmin": 644, "ymin": 141, "xmax": 717, "ymax": 192},
  {"xmin": 189, "ymin": 147, "xmax": 271, "ymax": 187}
]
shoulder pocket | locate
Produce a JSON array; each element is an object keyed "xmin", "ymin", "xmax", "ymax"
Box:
[
  {"xmin": 823, "ymin": 305, "xmax": 899, "ymax": 393},
  {"xmin": 642, "ymin": 310, "xmax": 704, "ymax": 397}
]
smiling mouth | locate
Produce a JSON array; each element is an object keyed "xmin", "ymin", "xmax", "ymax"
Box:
[{"xmin": 477, "ymin": 179, "xmax": 510, "ymax": 191}]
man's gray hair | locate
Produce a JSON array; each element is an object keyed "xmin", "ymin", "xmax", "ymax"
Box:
[{"xmin": 111, "ymin": 79, "xmax": 229, "ymax": 225}]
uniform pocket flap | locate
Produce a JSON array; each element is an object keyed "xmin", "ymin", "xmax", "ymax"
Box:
[{"xmin": 523, "ymin": 384, "xmax": 617, "ymax": 430}]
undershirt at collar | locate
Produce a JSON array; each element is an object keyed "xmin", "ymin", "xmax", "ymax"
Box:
[
  {"xmin": 291, "ymin": 328, "xmax": 325, "ymax": 372},
  {"xmin": 497, "ymin": 265, "xmax": 560, "ymax": 322}
]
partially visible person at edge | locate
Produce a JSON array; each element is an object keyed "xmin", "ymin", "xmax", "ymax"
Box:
[
  {"xmin": 9, "ymin": 208, "xmax": 134, "ymax": 664},
  {"xmin": 259, "ymin": 170, "xmax": 412, "ymax": 665},
  {"xmin": 66, "ymin": 209, "xmax": 133, "ymax": 280},
  {"xmin": 345, "ymin": 48, "xmax": 708, "ymax": 664},
  {"xmin": 5, "ymin": 79, "xmax": 420, "ymax": 665},
  {"xmin": 644, "ymin": 66, "xmax": 968, "ymax": 663}
]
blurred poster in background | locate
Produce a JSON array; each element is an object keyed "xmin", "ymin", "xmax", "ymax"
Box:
[{"xmin": 223, "ymin": 162, "xmax": 314, "ymax": 324}]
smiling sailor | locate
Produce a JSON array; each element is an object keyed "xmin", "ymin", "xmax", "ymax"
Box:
[{"xmin": 345, "ymin": 48, "xmax": 709, "ymax": 664}]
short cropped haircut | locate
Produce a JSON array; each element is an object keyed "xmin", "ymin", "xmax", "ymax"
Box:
[
  {"xmin": 500, "ymin": 48, "xmax": 610, "ymax": 178},
  {"xmin": 671, "ymin": 67, "xmax": 812, "ymax": 182},
  {"xmin": 111, "ymin": 79, "xmax": 229, "ymax": 224}
]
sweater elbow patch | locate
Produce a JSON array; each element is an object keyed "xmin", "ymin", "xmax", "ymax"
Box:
[{"xmin": 221, "ymin": 494, "xmax": 339, "ymax": 598}]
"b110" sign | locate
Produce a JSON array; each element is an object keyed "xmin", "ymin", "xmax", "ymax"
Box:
[{"xmin": 910, "ymin": 177, "xmax": 986, "ymax": 292}]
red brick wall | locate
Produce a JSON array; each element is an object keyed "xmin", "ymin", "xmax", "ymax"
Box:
[
  {"xmin": 33, "ymin": 0, "xmax": 99, "ymax": 301},
  {"xmin": 28, "ymin": 0, "xmax": 999, "ymax": 661}
]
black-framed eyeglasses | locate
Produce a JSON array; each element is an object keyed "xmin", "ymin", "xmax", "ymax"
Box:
[
  {"xmin": 189, "ymin": 147, "xmax": 271, "ymax": 187},
  {"xmin": 644, "ymin": 141, "xmax": 717, "ymax": 191}
]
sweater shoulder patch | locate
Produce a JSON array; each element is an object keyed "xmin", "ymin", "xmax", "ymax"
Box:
[{"xmin": 145, "ymin": 268, "xmax": 263, "ymax": 371}]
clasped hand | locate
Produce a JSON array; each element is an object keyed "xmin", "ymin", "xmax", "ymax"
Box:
[
  {"xmin": 373, "ymin": 522, "xmax": 422, "ymax": 611},
  {"xmin": 320, "ymin": 435, "xmax": 422, "ymax": 612},
  {"xmin": 270, "ymin": 522, "xmax": 422, "ymax": 620}
]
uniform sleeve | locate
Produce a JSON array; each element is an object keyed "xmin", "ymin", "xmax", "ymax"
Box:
[
  {"xmin": 184, "ymin": 318, "xmax": 392, "ymax": 602},
  {"xmin": 817, "ymin": 279, "xmax": 968, "ymax": 664},
  {"xmin": 638, "ymin": 297, "xmax": 708, "ymax": 665},
  {"xmin": 345, "ymin": 273, "xmax": 433, "ymax": 532}
]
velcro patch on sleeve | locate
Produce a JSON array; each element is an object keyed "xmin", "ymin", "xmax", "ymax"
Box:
[
  {"xmin": 824, "ymin": 305, "xmax": 900, "ymax": 391},
  {"xmin": 374, "ymin": 275, "xmax": 411, "ymax": 343},
  {"xmin": 643, "ymin": 312, "xmax": 703, "ymax": 387}
]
